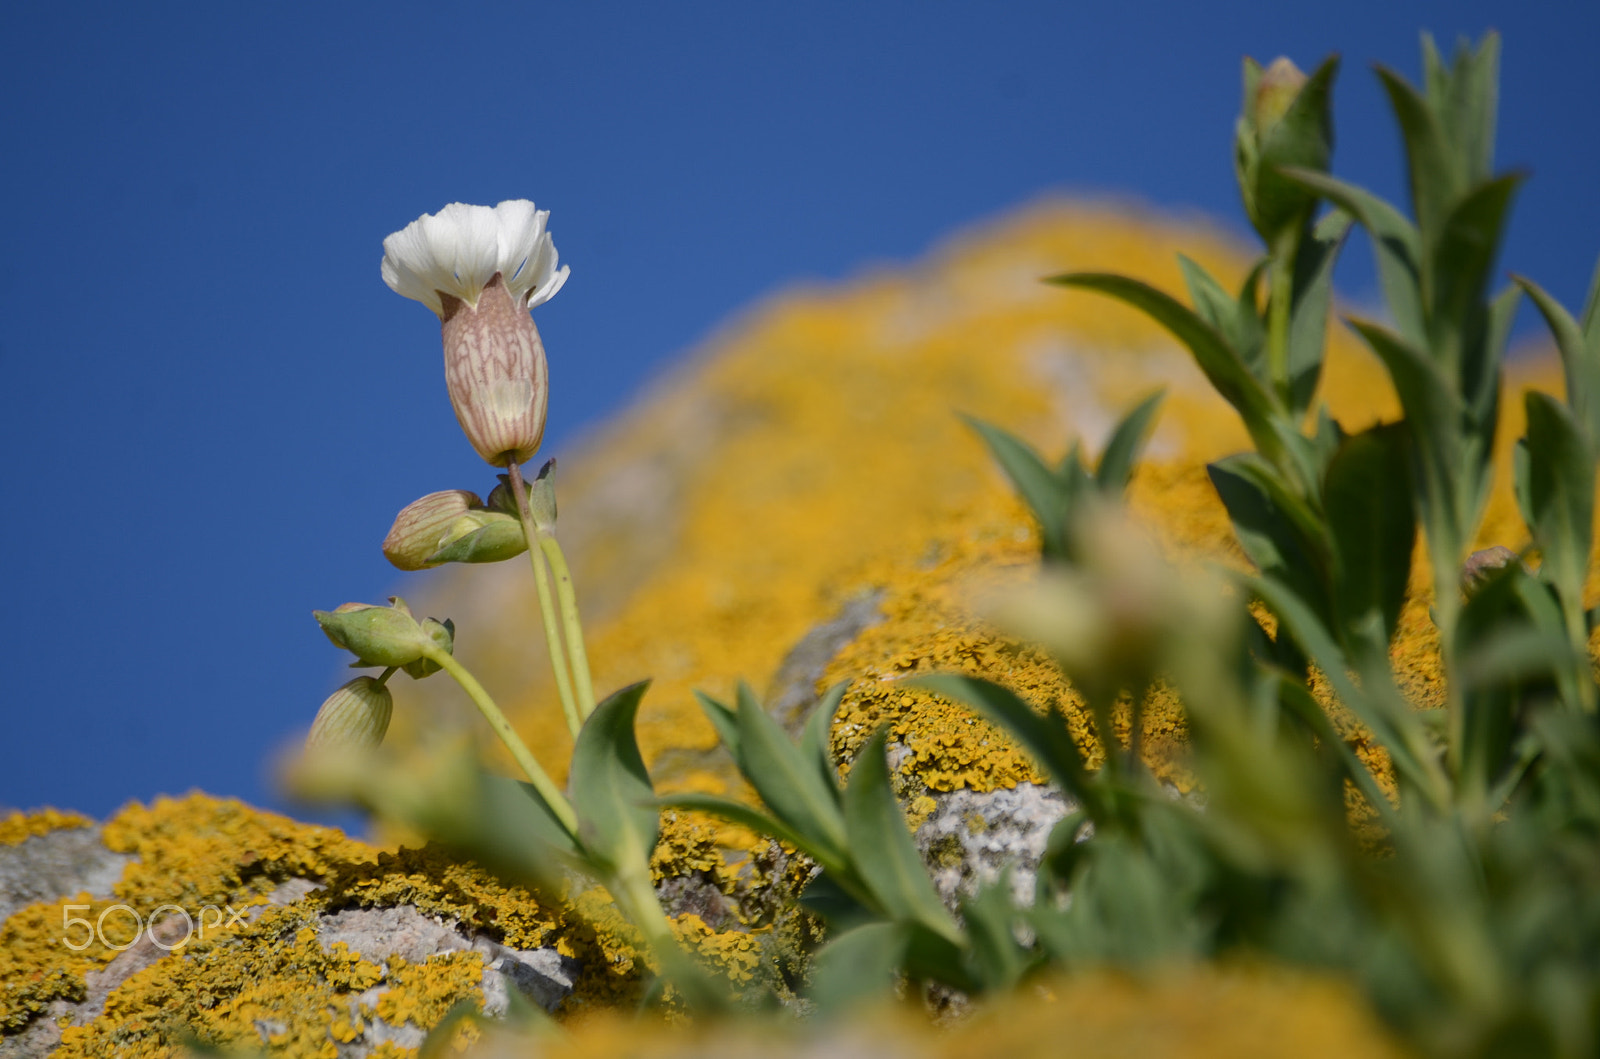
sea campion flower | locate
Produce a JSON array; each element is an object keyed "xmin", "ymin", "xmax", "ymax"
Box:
[{"xmin": 381, "ymin": 200, "xmax": 570, "ymax": 467}]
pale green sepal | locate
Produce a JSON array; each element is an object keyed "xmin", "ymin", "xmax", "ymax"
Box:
[
  {"xmin": 427, "ymin": 511, "xmax": 529, "ymax": 565},
  {"xmin": 313, "ymin": 598, "xmax": 431, "ymax": 668}
]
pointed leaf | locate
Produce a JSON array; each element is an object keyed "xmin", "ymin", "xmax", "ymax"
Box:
[
  {"xmin": 1523, "ymin": 391, "xmax": 1595, "ymax": 610},
  {"xmin": 735, "ymin": 682, "xmax": 848, "ymax": 856},
  {"xmin": 568, "ymin": 681, "xmax": 657, "ymax": 875},
  {"xmin": 1208, "ymin": 453, "xmax": 1332, "ymax": 623},
  {"xmin": 692, "ymin": 689, "xmax": 741, "ymax": 765},
  {"xmin": 1517, "ymin": 274, "xmax": 1600, "ymax": 442},
  {"xmin": 799, "ymin": 682, "xmax": 848, "ymax": 794},
  {"xmin": 1281, "ymin": 168, "xmax": 1425, "ymax": 346},
  {"xmin": 843, "ymin": 729, "xmax": 962, "ymax": 943},
  {"xmin": 1095, "ymin": 390, "xmax": 1165, "ymax": 497},
  {"xmin": 798, "ymin": 870, "xmax": 878, "ymax": 930},
  {"xmin": 1180, "ymin": 255, "xmax": 1263, "ymax": 378},
  {"xmin": 1047, "ymin": 273, "xmax": 1281, "ymax": 441},
  {"xmin": 655, "ymin": 793, "xmax": 826, "ymax": 871},
  {"xmin": 964, "ymin": 416, "xmax": 1068, "ymax": 560},
  {"xmin": 959, "ymin": 871, "xmax": 1036, "ymax": 992},
  {"xmin": 1286, "ymin": 210, "xmax": 1353, "ymax": 416},
  {"xmin": 1375, "ymin": 64, "xmax": 1460, "ymax": 243},
  {"xmin": 1324, "ymin": 424, "xmax": 1416, "ymax": 656},
  {"xmin": 810, "ymin": 923, "xmax": 907, "ymax": 1014},
  {"xmin": 1432, "ymin": 174, "xmax": 1523, "ymax": 386}
]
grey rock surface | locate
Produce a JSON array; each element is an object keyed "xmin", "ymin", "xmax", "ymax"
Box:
[
  {"xmin": 0, "ymin": 829, "xmax": 130, "ymax": 923},
  {"xmin": 766, "ymin": 591, "xmax": 884, "ymax": 736},
  {"xmin": 316, "ymin": 905, "xmax": 577, "ymax": 1020},
  {"xmin": 915, "ymin": 782, "xmax": 1074, "ymax": 910}
]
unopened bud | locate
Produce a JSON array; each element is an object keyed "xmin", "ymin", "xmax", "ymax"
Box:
[
  {"xmin": 383, "ymin": 490, "xmax": 483, "ymax": 571},
  {"xmin": 440, "ymin": 275, "xmax": 549, "ymax": 468},
  {"xmin": 1462, "ymin": 546, "xmax": 1526, "ymax": 598},
  {"xmin": 307, "ymin": 677, "xmax": 394, "ymax": 752},
  {"xmin": 401, "ymin": 618, "xmax": 456, "ymax": 680},
  {"xmin": 1251, "ymin": 57, "xmax": 1308, "ymax": 141},
  {"xmin": 313, "ymin": 597, "xmax": 433, "ymax": 668},
  {"xmin": 426, "ymin": 510, "xmax": 527, "ymax": 565}
]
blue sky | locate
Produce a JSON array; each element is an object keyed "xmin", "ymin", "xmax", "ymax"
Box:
[{"xmin": 2, "ymin": 1, "xmax": 1596, "ymax": 819}]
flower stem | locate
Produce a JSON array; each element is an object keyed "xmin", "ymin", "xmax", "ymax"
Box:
[
  {"xmin": 421, "ymin": 641, "xmax": 578, "ymax": 836},
  {"xmin": 537, "ymin": 533, "xmax": 596, "ymax": 720},
  {"xmin": 507, "ymin": 460, "xmax": 581, "ymax": 739}
]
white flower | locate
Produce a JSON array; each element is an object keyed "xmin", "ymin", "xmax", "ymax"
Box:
[
  {"xmin": 380, "ymin": 200, "xmax": 569, "ymax": 467},
  {"xmin": 381, "ymin": 200, "xmax": 570, "ymax": 318}
]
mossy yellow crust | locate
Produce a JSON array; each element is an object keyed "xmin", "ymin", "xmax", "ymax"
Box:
[
  {"xmin": 4, "ymin": 794, "xmax": 769, "ymax": 1055},
  {"xmin": 0, "ymin": 808, "xmax": 93, "ymax": 846},
  {"xmin": 524, "ymin": 966, "xmax": 1407, "ymax": 1059}
]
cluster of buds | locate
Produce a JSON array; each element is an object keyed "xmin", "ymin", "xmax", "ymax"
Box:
[{"xmin": 307, "ymin": 202, "xmax": 570, "ymax": 755}]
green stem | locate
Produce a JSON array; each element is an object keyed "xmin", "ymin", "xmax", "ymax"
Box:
[
  {"xmin": 538, "ymin": 533, "xmax": 596, "ymax": 720},
  {"xmin": 507, "ymin": 461, "xmax": 581, "ymax": 739},
  {"xmin": 421, "ymin": 642, "xmax": 578, "ymax": 836},
  {"xmin": 376, "ymin": 666, "xmax": 398, "ymax": 686},
  {"xmin": 1266, "ymin": 234, "xmax": 1297, "ymax": 404}
]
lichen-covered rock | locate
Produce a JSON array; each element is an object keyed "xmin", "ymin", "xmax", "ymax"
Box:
[{"xmin": 14, "ymin": 199, "xmax": 1547, "ymax": 1054}]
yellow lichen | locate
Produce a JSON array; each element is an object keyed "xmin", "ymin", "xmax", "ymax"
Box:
[{"xmin": 0, "ymin": 807, "xmax": 92, "ymax": 846}]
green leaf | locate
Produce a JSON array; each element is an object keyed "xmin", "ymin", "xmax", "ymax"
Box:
[
  {"xmin": 1346, "ymin": 318, "xmax": 1468, "ymax": 565},
  {"xmin": 843, "ymin": 729, "xmax": 962, "ymax": 943},
  {"xmin": 809, "ymin": 922, "xmax": 907, "ymax": 1014},
  {"xmin": 1323, "ymin": 424, "xmax": 1416, "ymax": 658},
  {"xmin": 1180, "ymin": 255, "xmax": 1263, "ymax": 378},
  {"xmin": 1246, "ymin": 574, "xmax": 1447, "ymax": 808},
  {"xmin": 1517, "ymin": 273, "xmax": 1600, "ymax": 442},
  {"xmin": 1286, "ymin": 210, "xmax": 1353, "ymax": 417},
  {"xmin": 798, "ymin": 870, "xmax": 879, "ymax": 931},
  {"xmin": 1375, "ymin": 64, "xmax": 1461, "ymax": 244},
  {"xmin": 1047, "ymin": 274, "xmax": 1282, "ymax": 447},
  {"xmin": 964, "ymin": 416, "xmax": 1068, "ymax": 560},
  {"xmin": 655, "ymin": 793, "xmax": 823, "ymax": 869},
  {"xmin": 1095, "ymin": 390, "xmax": 1165, "ymax": 497},
  {"xmin": 568, "ymin": 681, "xmax": 657, "ymax": 876},
  {"xmin": 1583, "ymin": 254, "xmax": 1600, "ymax": 352},
  {"xmin": 735, "ymin": 682, "xmax": 848, "ymax": 857},
  {"xmin": 1208, "ymin": 453, "xmax": 1332, "ymax": 624},
  {"xmin": 959, "ymin": 871, "xmax": 1036, "ymax": 993},
  {"xmin": 1430, "ymin": 174, "xmax": 1523, "ymax": 378},
  {"xmin": 915, "ymin": 674, "xmax": 1095, "ymax": 813},
  {"xmin": 692, "ymin": 689, "xmax": 741, "ymax": 765},
  {"xmin": 1281, "ymin": 169, "xmax": 1425, "ymax": 346},
  {"xmin": 1523, "ymin": 392, "xmax": 1594, "ymax": 612},
  {"xmin": 799, "ymin": 682, "xmax": 848, "ymax": 794}
]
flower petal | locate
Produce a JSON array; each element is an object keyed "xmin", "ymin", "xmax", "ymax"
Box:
[{"xmin": 381, "ymin": 200, "xmax": 568, "ymax": 317}]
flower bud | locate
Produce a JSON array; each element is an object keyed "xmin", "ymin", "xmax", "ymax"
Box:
[
  {"xmin": 307, "ymin": 677, "xmax": 394, "ymax": 752},
  {"xmin": 381, "ymin": 201, "xmax": 569, "ymax": 470},
  {"xmin": 313, "ymin": 597, "xmax": 434, "ymax": 668},
  {"xmin": 401, "ymin": 618, "xmax": 456, "ymax": 680},
  {"xmin": 440, "ymin": 276, "xmax": 550, "ymax": 467},
  {"xmin": 1462, "ymin": 546, "xmax": 1526, "ymax": 598},
  {"xmin": 1250, "ymin": 57, "xmax": 1308, "ymax": 141},
  {"xmin": 426, "ymin": 511, "xmax": 528, "ymax": 565},
  {"xmin": 383, "ymin": 490, "xmax": 483, "ymax": 571},
  {"xmin": 1234, "ymin": 54, "xmax": 1337, "ymax": 243}
]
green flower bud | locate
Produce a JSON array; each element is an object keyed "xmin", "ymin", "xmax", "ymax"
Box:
[
  {"xmin": 313, "ymin": 597, "xmax": 432, "ymax": 668},
  {"xmin": 401, "ymin": 617, "xmax": 456, "ymax": 680},
  {"xmin": 1234, "ymin": 54, "xmax": 1337, "ymax": 242},
  {"xmin": 1251, "ymin": 57, "xmax": 1308, "ymax": 140},
  {"xmin": 426, "ymin": 510, "xmax": 528, "ymax": 565},
  {"xmin": 383, "ymin": 490, "xmax": 483, "ymax": 571},
  {"xmin": 307, "ymin": 676, "xmax": 394, "ymax": 752}
]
